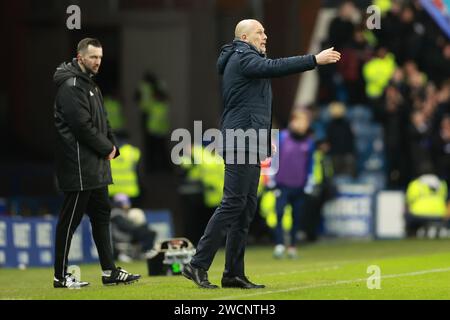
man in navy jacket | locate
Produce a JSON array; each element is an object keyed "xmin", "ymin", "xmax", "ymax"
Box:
[{"xmin": 183, "ymin": 19, "xmax": 341, "ymax": 289}]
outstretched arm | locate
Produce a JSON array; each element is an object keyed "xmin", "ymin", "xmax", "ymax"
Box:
[
  {"xmin": 240, "ymin": 47, "xmax": 341, "ymax": 79},
  {"xmin": 240, "ymin": 51, "xmax": 316, "ymax": 78}
]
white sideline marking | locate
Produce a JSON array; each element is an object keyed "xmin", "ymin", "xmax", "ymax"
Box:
[
  {"xmin": 262, "ymin": 265, "xmax": 340, "ymax": 277},
  {"xmin": 215, "ymin": 267, "xmax": 450, "ymax": 300},
  {"xmin": 138, "ymin": 266, "xmax": 342, "ymax": 286}
]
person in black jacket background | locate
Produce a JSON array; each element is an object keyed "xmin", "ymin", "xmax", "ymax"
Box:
[
  {"xmin": 182, "ymin": 19, "xmax": 341, "ymax": 289},
  {"xmin": 52, "ymin": 38, "xmax": 140, "ymax": 288},
  {"xmin": 326, "ymin": 101, "xmax": 356, "ymax": 177}
]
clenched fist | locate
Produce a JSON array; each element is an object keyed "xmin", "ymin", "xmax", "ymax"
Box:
[{"xmin": 315, "ymin": 47, "xmax": 341, "ymax": 65}]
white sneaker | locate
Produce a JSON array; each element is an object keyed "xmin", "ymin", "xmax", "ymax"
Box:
[
  {"xmin": 53, "ymin": 273, "xmax": 89, "ymax": 288},
  {"xmin": 273, "ymin": 244, "xmax": 285, "ymax": 259},
  {"xmin": 287, "ymin": 246, "xmax": 298, "ymax": 259}
]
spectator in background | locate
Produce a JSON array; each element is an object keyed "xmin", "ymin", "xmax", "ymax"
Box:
[
  {"xmin": 108, "ymin": 133, "xmax": 143, "ymax": 206},
  {"xmin": 405, "ymin": 163, "xmax": 449, "ymax": 237},
  {"xmin": 327, "ymin": 1, "xmax": 357, "ymax": 50},
  {"xmin": 301, "ymin": 139, "xmax": 334, "ymax": 242},
  {"xmin": 103, "ymin": 88, "xmax": 126, "ymax": 135},
  {"xmin": 336, "ymin": 26, "xmax": 371, "ymax": 105},
  {"xmin": 362, "ymin": 46, "xmax": 396, "ymax": 103},
  {"xmin": 135, "ymin": 72, "xmax": 171, "ymax": 173},
  {"xmin": 403, "ymin": 60, "xmax": 427, "ymax": 106},
  {"xmin": 376, "ymin": 3, "xmax": 424, "ymax": 65},
  {"xmin": 374, "ymin": 0, "xmax": 403, "ymax": 54},
  {"xmin": 319, "ymin": 1, "xmax": 358, "ymax": 103},
  {"xmin": 387, "ymin": 67, "xmax": 409, "ymax": 112},
  {"xmin": 179, "ymin": 143, "xmax": 224, "ymax": 246},
  {"xmin": 377, "ymin": 84, "xmax": 409, "ymax": 188},
  {"xmin": 111, "ymin": 194, "xmax": 156, "ymax": 262},
  {"xmin": 273, "ymin": 110, "xmax": 315, "ymax": 259},
  {"xmin": 408, "ymin": 109, "xmax": 432, "ymax": 177},
  {"xmin": 424, "ymin": 41, "xmax": 450, "ymax": 86},
  {"xmin": 432, "ymin": 80, "xmax": 450, "ymax": 132},
  {"xmin": 396, "ymin": 4, "xmax": 424, "ymax": 64},
  {"xmin": 432, "ymin": 115, "xmax": 450, "ymax": 189},
  {"xmin": 326, "ymin": 102, "xmax": 356, "ymax": 177}
]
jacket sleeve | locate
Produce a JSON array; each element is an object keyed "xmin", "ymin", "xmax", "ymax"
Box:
[
  {"xmin": 58, "ymin": 82, "xmax": 114, "ymax": 157},
  {"xmin": 239, "ymin": 50, "xmax": 316, "ymax": 78},
  {"xmin": 106, "ymin": 119, "xmax": 120, "ymax": 159},
  {"xmin": 98, "ymin": 88, "xmax": 120, "ymax": 158}
]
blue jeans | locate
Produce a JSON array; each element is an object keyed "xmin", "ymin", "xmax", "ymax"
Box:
[{"xmin": 274, "ymin": 186, "xmax": 306, "ymax": 246}]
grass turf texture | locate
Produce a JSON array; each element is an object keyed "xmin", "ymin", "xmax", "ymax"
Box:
[{"xmin": 1, "ymin": 239, "xmax": 450, "ymax": 300}]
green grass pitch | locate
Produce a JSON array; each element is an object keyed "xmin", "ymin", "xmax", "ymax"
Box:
[{"xmin": 1, "ymin": 239, "xmax": 450, "ymax": 300}]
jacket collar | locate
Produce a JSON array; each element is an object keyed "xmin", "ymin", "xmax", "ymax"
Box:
[
  {"xmin": 233, "ymin": 40, "xmax": 266, "ymax": 57},
  {"xmin": 71, "ymin": 58, "xmax": 97, "ymax": 82}
]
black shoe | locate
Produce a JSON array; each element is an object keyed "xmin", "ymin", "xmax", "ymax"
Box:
[
  {"xmin": 182, "ymin": 263, "xmax": 219, "ymax": 289},
  {"xmin": 102, "ymin": 267, "xmax": 141, "ymax": 286},
  {"xmin": 221, "ymin": 276, "xmax": 265, "ymax": 289},
  {"xmin": 53, "ymin": 273, "xmax": 90, "ymax": 288}
]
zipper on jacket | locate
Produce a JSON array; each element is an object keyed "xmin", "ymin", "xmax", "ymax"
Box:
[{"xmin": 76, "ymin": 141, "xmax": 84, "ymax": 191}]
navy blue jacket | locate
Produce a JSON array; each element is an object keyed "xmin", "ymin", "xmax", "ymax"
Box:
[{"xmin": 217, "ymin": 40, "xmax": 317, "ymax": 160}]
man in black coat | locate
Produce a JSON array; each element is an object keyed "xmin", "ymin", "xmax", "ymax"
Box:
[
  {"xmin": 183, "ymin": 19, "xmax": 341, "ymax": 289},
  {"xmin": 52, "ymin": 38, "xmax": 140, "ymax": 288}
]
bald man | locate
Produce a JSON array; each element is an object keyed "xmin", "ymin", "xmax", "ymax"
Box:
[{"xmin": 182, "ymin": 19, "xmax": 340, "ymax": 289}]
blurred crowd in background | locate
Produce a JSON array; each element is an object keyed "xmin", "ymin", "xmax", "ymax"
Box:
[{"xmin": 318, "ymin": 0, "xmax": 450, "ymax": 190}]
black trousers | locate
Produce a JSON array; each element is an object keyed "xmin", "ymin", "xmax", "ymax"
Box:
[
  {"xmin": 54, "ymin": 186, "xmax": 116, "ymax": 279},
  {"xmin": 191, "ymin": 162, "xmax": 260, "ymax": 277}
]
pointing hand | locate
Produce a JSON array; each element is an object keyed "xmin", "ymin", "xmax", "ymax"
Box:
[{"xmin": 315, "ymin": 47, "xmax": 341, "ymax": 65}]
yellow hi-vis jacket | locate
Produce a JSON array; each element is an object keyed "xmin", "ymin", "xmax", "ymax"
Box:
[
  {"xmin": 373, "ymin": 0, "xmax": 392, "ymax": 15},
  {"xmin": 406, "ymin": 175, "xmax": 448, "ymax": 218},
  {"xmin": 138, "ymin": 82, "xmax": 170, "ymax": 136},
  {"xmin": 180, "ymin": 145, "xmax": 224, "ymax": 208},
  {"xmin": 363, "ymin": 53, "xmax": 396, "ymax": 98},
  {"xmin": 313, "ymin": 149, "xmax": 333, "ymax": 186},
  {"xmin": 109, "ymin": 144, "xmax": 141, "ymax": 198},
  {"xmin": 200, "ymin": 150, "xmax": 224, "ymax": 208},
  {"xmin": 260, "ymin": 190, "xmax": 293, "ymax": 231},
  {"xmin": 103, "ymin": 96, "xmax": 124, "ymax": 131}
]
